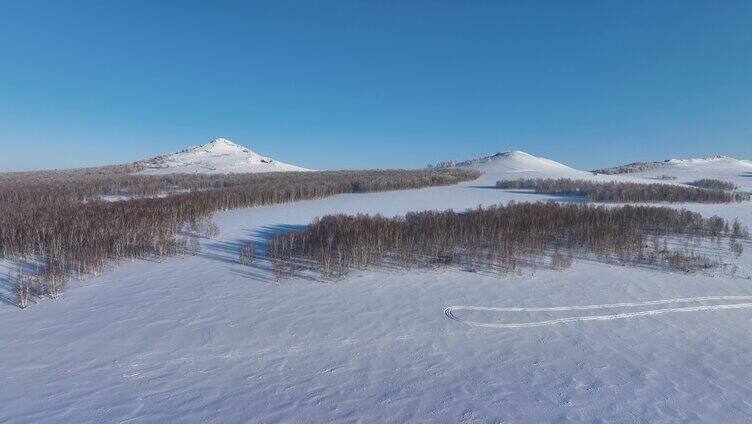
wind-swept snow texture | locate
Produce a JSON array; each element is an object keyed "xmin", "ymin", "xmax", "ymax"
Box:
[
  {"xmin": 138, "ymin": 138, "xmax": 311, "ymax": 174},
  {"xmin": 2, "ymin": 152, "xmax": 752, "ymax": 423}
]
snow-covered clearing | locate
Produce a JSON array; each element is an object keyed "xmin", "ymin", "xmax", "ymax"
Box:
[{"xmin": 2, "ymin": 153, "xmax": 752, "ymax": 422}]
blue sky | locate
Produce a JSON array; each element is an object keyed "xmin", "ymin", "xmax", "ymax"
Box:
[{"xmin": 1, "ymin": 0, "xmax": 750, "ymax": 171}]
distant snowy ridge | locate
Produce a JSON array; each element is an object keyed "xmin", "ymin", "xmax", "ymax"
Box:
[
  {"xmin": 137, "ymin": 138, "xmax": 311, "ymax": 175},
  {"xmin": 664, "ymin": 155, "xmax": 752, "ymax": 167},
  {"xmin": 593, "ymin": 155, "xmax": 752, "ymax": 175}
]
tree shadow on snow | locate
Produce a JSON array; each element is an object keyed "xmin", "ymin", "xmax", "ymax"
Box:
[
  {"xmin": 198, "ymin": 224, "xmax": 317, "ymax": 284},
  {"xmin": 467, "ymin": 186, "xmax": 585, "ymax": 203},
  {"xmin": 466, "ymin": 185, "xmax": 502, "ymax": 190},
  {"xmin": 0, "ymin": 259, "xmax": 39, "ymax": 307},
  {"xmin": 0, "ymin": 273, "xmax": 18, "ymax": 307}
]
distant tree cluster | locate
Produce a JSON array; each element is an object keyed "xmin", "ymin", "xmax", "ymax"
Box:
[
  {"xmin": 432, "ymin": 157, "xmax": 483, "ymax": 169},
  {"xmin": 688, "ymin": 179, "xmax": 738, "ymax": 191},
  {"xmin": 591, "ymin": 162, "xmax": 662, "ymax": 175},
  {"xmin": 265, "ymin": 202, "xmax": 746, "ymax": 280},
  {"xmin": 433, "ymin": 160, "xmax": 457, "ymax": 169},
  {"xmin": 496, "ymin": 178, "xmax": 750, "ymax": 203},
  {"xmin": 0, "ymin": 168, "xmax": 479, "ymax": 307}
]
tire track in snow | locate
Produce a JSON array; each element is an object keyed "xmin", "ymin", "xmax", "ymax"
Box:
[{"xmin": 445, "ymin": 296, "xmax": 752, "ymax": 329}]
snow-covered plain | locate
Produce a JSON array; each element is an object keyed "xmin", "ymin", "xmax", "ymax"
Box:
[{"xmin": 2, "ymin": 152, "xmax": 752, "ymax": 423}]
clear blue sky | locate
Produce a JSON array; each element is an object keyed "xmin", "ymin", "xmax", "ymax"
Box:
[{"xmin": 1, "ymin": 1, "xmax": 750, "ymax": 171}]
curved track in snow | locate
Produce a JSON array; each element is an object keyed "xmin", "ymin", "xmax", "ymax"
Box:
[{"xmin": 445, "ymin": 296, "xmax": 752, "ymax": 329}]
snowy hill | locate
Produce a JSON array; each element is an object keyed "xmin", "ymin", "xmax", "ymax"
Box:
[
  {"xmin": 663, "ymin": 155, "xmax": 752, "ymax": 169},
  {"xmin": 446, "ymin": 150, "xmax": 752, "ymax": 190},
  {"xmin": 447, "ymin": 150, "xmax": 592, "ymax": 183},
  {"xmin": 593, "ymin": 155, "xmax": 752, "ymax": 190},
  {"xmin": 137, "ymin": 138, "xmax": 310, "ymax": 174},
  {"xmin": 594, "ymin": 155, "xmax": 752, "ymax": 175},
  {"xmin": 459, "ymin": 150, "xmax": 578, "ymax": 172}
]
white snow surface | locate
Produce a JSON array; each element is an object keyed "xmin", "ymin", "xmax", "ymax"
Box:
[
  {"xmin": 137, "ymin": 138, "xmax": 311, "ymax": 174},
  {"xmin": 2, "ymin": 154, "xmax": 752, "ymax": 422}
]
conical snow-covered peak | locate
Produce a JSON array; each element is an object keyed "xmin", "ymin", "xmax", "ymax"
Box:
[
  {"xmin": 484, "ymin": 150, "xmax": 537, "ymax": 161},
  {"xmin": 500, "ymin": 150, "xmax": 534, "ymax": 158},
  {"xmin": 138, "ymin": 138, "xmax": 311, "ymax": 174},
  {"xmin": 186, "ymin": 138, "xmax": 254, "ymax": 155},
  {"xmin": 205, "ymin": 138, "xmax": 246, "ymax": 151}
]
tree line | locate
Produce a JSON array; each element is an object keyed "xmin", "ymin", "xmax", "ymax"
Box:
[
  {"xmin": 0, "ymin": 166, "xmax": 475, "ymax": 202},
  {"xmin": 496, "ymin": 178, "xmax": 750, "ymax": 203},
  {"xmin": 265, "ymin": 202, "xmax": 747, "ymax": 280},
  {"xmin": 591, "ymin": 162, "xmax": 661, "ymax": 174}
]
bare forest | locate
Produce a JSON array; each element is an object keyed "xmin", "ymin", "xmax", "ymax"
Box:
[
  {"xmin": 591, "ymin": 162, "xmax": 662, "ymax": 175},
  {"xmin": 688, "ymin": 179, "xmax": 738, "ymax": 191},
  {"xmin": 0, "ymin": 166, "xmax": 476, "ymax": 202},
  {"xmin": 0, "ymin": 168, "xmax": 479, "ymax": 306},
  {"xmin": 265, "ymin": 202, "xmax": 748, "ymax": 280},
  {"xmin": 496, "ymin": 178, "xmax": 750, "ymax": 203}
]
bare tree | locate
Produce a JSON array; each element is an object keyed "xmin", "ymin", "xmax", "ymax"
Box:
[
  {"xmin": 730, "ymin": 239, "xmax": 743, "ymax": 257},
  {"xmin": 239, "ymin": 244, "xmax": 255, "ymax": 265}
]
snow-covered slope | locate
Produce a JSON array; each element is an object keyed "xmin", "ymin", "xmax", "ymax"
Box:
[
  {"xmin": 594, "ymin": 155, "xmax": 752, "ymax": 191},
  {"xmin": 664, "ymin": 155, "xmax": 752, "ymax": 168},
  {"xmin": 594, "ymin": 155, "xmax": 752, "ymax": 175},
  {"xmin": 660, "ymin": 155, "xmax": 752, "ymax": 182},
  {"xmin": 137, "ymin": 138, "xmax": 310, "ymax": 174},
  {"xmin": 454, "ymin": 150, "xmax": 593, "ymax": 184}
]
